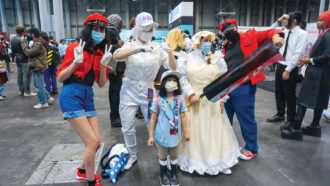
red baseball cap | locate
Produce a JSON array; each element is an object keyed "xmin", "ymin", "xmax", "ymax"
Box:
[
  {"xmin": 219, "ymin": 19, "xmax": 237, "ymax": 33},
  {"xmin": 83, "ymin": 13, "xmax": 108, "ymax": 26}
]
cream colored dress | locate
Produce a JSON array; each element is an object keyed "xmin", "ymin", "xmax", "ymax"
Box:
[{"xmin": 177, "ymin": 50, "xmax": 240, "ymax": 175}]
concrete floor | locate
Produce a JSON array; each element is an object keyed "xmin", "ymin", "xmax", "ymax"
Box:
[{"xmin": 0, "ymin": 69, "xmax": 329, "ymax": 186}]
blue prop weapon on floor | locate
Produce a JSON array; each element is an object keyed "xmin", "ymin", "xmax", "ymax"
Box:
[{"xmin": 100, "ymin": 144, "xmax": 129, "ymax": 184}]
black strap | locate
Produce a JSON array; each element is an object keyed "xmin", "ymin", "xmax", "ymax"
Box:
[{"xmin": 100, "ymin": 144, "xmax": 115, "ymax": 170}]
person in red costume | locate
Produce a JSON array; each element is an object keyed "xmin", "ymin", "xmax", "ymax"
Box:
[
  {"xmin": 219, "ymin": 18, "xmax": 284, "ymax": 160},
  {"xmin": 281, "ymin": 10, "xmax": 330, "ymax": 140},
  {"xmin": 57, "ymin": 13, "xmax": 112, "ymax": 186}
]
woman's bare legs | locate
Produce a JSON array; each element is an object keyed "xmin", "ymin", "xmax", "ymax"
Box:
[{"xmin": 68, "ymin": 116, "xmax": 100, "ymax": 181}]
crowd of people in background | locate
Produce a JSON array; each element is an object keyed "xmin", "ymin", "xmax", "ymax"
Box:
[{"xmin": 0, "ymin": 8, "xmax": 329, "ymax": 186}]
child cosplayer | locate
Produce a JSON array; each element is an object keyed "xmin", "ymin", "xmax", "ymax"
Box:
[
  {"xmin": 148, "ymin": 71, "xmax": 189, "ymax": 186},
  {"xmin": 0, "ymin": 55, "xmax": 8, "ymax": 101}
]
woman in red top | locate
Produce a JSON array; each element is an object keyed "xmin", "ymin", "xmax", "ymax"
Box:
[{"xmin": 57, "ymin": 13, "xmax": 112, "ymax": 186}]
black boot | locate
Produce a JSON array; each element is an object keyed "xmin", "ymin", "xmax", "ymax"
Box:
[
  {"xmin": 280, "ymin": 121, "xmax": 293, "ymax": 130},
  {"xmin": 281, "ymin": 119, "xmax": 303, "ymax": 141},
  {"xmin": 302, "ymin": 125, "xmax": 321, "ymax": 138},
  {"xmin": 281, "ymin": 128, "xmax": 303, "ymax": 141},
  {"xmin": 160, "ymin": 164, "xmax": 170, "ymax": 186},
  {"xmin": 170, "ymin": 163, "xmax": 179, "ymax": 186},
  {"xmin": 111, "ymin": 118, "xmax": 122, "ymax": 128}
]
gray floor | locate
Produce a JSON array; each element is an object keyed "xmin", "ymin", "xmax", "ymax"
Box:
[{"xmin": 0, "ymin": 69, "xmax": 329, "ymax": 186}]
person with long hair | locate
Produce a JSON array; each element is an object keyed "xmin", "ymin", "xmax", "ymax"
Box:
[
  {"xmin": 177, "ymin": 31, "xmax": 240, "ymax": 175},
  {"xmin": 113, "ymin": 12, "xmax": 177, "ymax": 170},
  {"xmin": 57, "ymin": 13, "xmax": 112, "ymax": 186},
  {"xmin": 281, "ymin": 10, "xmax": 330, "ymax": 140}
]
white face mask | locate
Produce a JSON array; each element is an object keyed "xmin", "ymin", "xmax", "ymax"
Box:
[
  {"xmin": 165, "ymin": 81, "xmax": 178, "ymax": 92},
  {"xmin": 140, "ymin": 31, "xmax": 154, "ymax": 42}
]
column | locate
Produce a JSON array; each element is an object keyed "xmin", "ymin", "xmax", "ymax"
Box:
[
  {"xmin": 319, "ymin": 0, "xmax": 325, "ymax": 15},
  {"xmin": 246, "ymin": 0, "xmax": 251, "ymax": 26},
  {"xmin": 38, "ymin": 0, "xmax": 51, "ymax": 33},
  {"xmin": 305, "ymin": 0, "xmax": 311, "ymax": 23},
  {"xmin": 283, "ymin": 0, "xmax": 288, "ymax": 14},
  {"xmin": 270, "ymin": 0, "xmax": 276, "ymax": 24},
  {"xmin": 125, "ymin": 0, "xmax": 129, "ymax": 29},
  {"xmin": 64, "ymin": 0, "xmax": 71, "ymax": 38},
  {"xmin": 258, "ymin": 0, "xmax": 263, "ymax": 26},
  {"xmin": 16, "ymin": 0, "xmax": 24, "ymax": 26},
  {"xmin": 154, "ymin": 0, "xmax": 158, "ymax": 23},
  {"xmin": 53, "ymin": 0, "xmax": 65, "ymax": 40},
  {"xmin": 33, "ymin": 0, "xmax": 40, "ymax": 29},
  {"xmin": 195, "ymin": 0, "xmax": 200, "ymax": 33},
  {"xmin": 0, "ymin": 0, "xmax": 8, "ymax": 33}
]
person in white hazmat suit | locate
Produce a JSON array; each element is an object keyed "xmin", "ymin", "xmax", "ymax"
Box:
[{"xmin": 113, "ymin": 12, "xmax": 177, "ymax": 170}]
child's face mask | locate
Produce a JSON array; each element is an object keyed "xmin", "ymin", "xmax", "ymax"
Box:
[{"xmin": 165, "ymin": 81, "xmax": 178, "ymax": 92}]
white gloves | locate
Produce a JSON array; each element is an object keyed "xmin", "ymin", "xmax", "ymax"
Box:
[
  {"xmin": 101, "ymin": 44, "xmax": 113, "ymax": 67},
  {"xmin": 73, "ymin": 39, "xmax": 86, "ymax": 64},
  {"xmin": 136, "ymin": 46, "xmax": 152, "ymax": 53},
  {"xmin": 161, "ymin": 42, "xmax": 171, "ymax": 54}
]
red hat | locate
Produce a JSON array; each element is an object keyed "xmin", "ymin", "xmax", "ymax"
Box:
[
  {"xmin": 83, "ymin": 13, "xmax": 108, "ymax": 26},
  {"xmin": 219, "ymin": 19, "xmax": 237, "ymax": 33}
]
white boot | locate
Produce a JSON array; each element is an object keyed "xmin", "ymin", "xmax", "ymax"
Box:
[{"xmin": 124, "ymin": 146, "xmax": 137, "ymax": 170}]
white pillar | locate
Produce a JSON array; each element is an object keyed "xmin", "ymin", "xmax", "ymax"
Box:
[
  {"xmin": 319, "ymin": 0, "xmax": 325, "ymax": 15},
  {"xmin": 16, "ymin": 0, "xmax": 24, "ymax": 26},
  {"xmin": 246, "ymin": 0, "xmax": 251, "ymax": 26},
  {"xmin": 33, "ymin": 0, "xmax": 40, "ymax": 29},
  {"xmin": 195, "ymin": 0, "xmax": 200, "ymax": 33},
  {"xmin": 64, "ymin": 0, "xmax": 71, "ymax": 38},
  {"xmin": 38, "ymin": 0, "xmax": 51, "ymax": 33},
  {"xmin": 0, "ymin": 0, "xmax": 8, "ymax": 33},
  {"xmin": 53, "ymin": 0, "xmax": 65, "ymax": 41},
  {"xmin": 125, "ymin": 0, "xmax": 129, "ymax": 29},
  {"xmin": 283, "ymin": 0, "xmax": 288, "ymax": 14},
  {"xmin": 270, "ymin": 0, "xmax": 276, "ymax": 24},
  {"xmin": 258, "ymin": 0, "xmax": 263, "ymax": 26},
  {"xmin": 154, "ymin": 0, "xmax": 158, "ymax": 24}
]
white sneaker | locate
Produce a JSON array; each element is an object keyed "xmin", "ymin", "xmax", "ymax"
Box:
[
  {"xmin": 24, "ymin": 92, "xmax": 37, "ymax": 97},
  {"xmin": 124, "ymin": 156, "xmax": 137, "ymax": 170},
  {"xmin": 47, "ymin": 97, "xmax": 55, "ymax": 104},
  {"xmin": 124, "ymin": 146, "xmax": 137, "ymax": 170},
  {"xmin": 33, "ymin": 103, "xmax": 49, "ymax": 109},
  {"xmin": 221, "ymin": 168, "xmax": 232, "ymax": 175}
]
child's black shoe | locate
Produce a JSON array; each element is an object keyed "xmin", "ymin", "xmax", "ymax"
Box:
[
  {"xmin": 170, "ymin": 163, "xmax": 179, "ymax": 186},
  {"xmin": 160, "ymin": 164, "xmax": 170, "ymax": 186}
]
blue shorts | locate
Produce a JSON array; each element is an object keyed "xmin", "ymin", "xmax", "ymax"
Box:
[{"xmin": 59, "ymin": 83, "xmax": 96, "ymax": 120}]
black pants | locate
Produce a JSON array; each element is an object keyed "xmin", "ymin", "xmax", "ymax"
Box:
[
  {"xmin": 275, "ymin": 63, "xmax": 298, "ymax": 122},
  {"xmin": 3, "ymin": 55, "xmax": 11, "ymax": 71},
  {"xmin": 108, "ymin": 73, "xmax": 123, "ymax": 122},
  {"xmin": 295, "ymin": 105, "xmax": 323, "ymax": 128}
]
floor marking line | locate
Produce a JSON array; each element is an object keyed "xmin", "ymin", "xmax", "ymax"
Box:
[{"xmin": 278, "ymin": 168, "xmax": 295, "ymax": 183}]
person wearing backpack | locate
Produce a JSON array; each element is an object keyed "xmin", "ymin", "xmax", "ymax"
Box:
[
  {"xmin": 44, "ymin": 41, "xmax": 60, "ymax": 94},
  {"xmin": 148, "ymin": 71, "xmax": 189, "ymax": 186},
  {"xmin": 0, "ymin": 55, "xmax": 8, "ymax": 101}
]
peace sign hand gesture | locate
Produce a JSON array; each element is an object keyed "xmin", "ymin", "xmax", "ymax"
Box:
[
  {"xmin": 101, "ymin": 44, "xmax": 113, "ymax": 67},
  {"xmin": 73, "ymin": 39, "xmax": 86, "ymax": 64}
]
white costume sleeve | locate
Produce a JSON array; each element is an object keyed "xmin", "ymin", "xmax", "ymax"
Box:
[
  {"xmin": 178, "ymin": 54, "xmax": 195, "ymax": 98},
  {"xmin": 159, "ymin": 49, "xmax": 171, "ymax": 70},
  {"xmin": 214, "ymin": 51, "xmax": 228, "ymax": 74},
  {"xmin": 113, "ymin": 42, "xmax": 132, "ymax": 63}
]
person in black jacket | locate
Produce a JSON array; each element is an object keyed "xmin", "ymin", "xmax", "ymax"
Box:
[
  {"xmin": 281, "ymin": 10, "xmax": 330, "ymax": 140},
  {"xmin": 107, "ymin": 14, "xmax": 126, "ymax": 128},
  {"xmin": 10, "ymin": 25, "xmax": 36, "ymax": 97}
]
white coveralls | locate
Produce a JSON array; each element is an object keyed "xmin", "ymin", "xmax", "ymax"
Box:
[{"xmin": 115, "ymin": 41, "xmax": 171, "ymax": 147}]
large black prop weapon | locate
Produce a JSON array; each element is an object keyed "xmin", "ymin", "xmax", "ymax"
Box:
[{"xmin": 201, "ymin": 41, "xmax": 285, "ymax": 103}]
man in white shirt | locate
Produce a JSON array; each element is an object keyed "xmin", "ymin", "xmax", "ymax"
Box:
[{"xmin": 267, "ymin": 11, "xmax": 307, "ymax": 130}]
